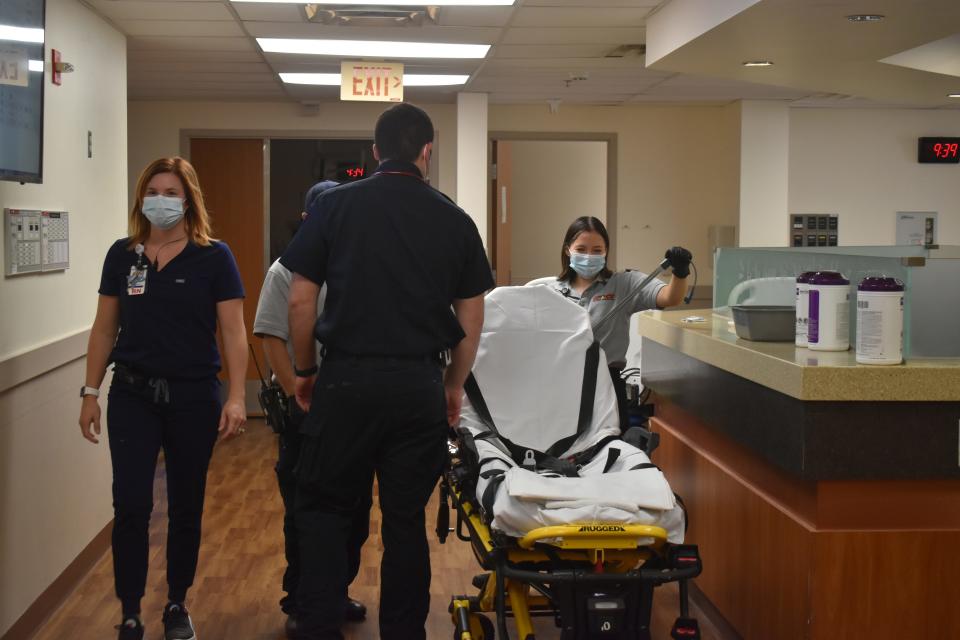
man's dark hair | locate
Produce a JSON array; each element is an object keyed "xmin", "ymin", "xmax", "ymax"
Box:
[{"xmin": 374, "ymin": 103, "xmax": 434, "ymax": 163}]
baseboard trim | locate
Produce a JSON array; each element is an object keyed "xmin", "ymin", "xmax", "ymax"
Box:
[{"xmin": 1, "ymin": 520, "xmax": 113, "ymax": 640}]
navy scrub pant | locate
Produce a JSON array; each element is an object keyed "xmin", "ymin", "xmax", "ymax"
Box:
[
  {"xmin": 294, "ymin": 357, "xmax": 447, "ymax": 640},
  {"xmin": 106, "ymin": 375, "xmax": 221, "ymax": 615}
]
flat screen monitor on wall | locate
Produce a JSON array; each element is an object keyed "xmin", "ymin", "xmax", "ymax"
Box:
[{"xmin": 0, "ymin": 0, "xmax": 46, "ymax": 184}]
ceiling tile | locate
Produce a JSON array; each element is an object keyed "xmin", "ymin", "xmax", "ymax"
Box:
[
  {"xmin": 493, "ymin": 44, "xmax": 617, "ymax": 58},
  {"xmin": 511, "ymin": 7, "xmax": 652, "ymax": 28},
  {"xmin": 87, "ymin": 1, "xmax": 233, "ymax": 22},
  {"xmin": 521, "ymin": 0, "xmax": 662, "ymax": 7},
  {"xmin": 128, "ymin": 49, "xmax": 265, "ymax": 63},
  {"xmin": 435, "ymin": 6, "xmax": 514, "ymax": 27},
  {"xmin": 231, "ymin": 3, "xmax": 305, "ymax": 22},
  {"xmin": 116, "ymin": 19, "xmax": 246, "ymax": 37},
  {"xmin": 501, "ymin": 27, "xmax": 645, "ymax": 45},
  {"xmin": 243, "ymin": 21, "xmax": 499, "ymax": 43},
  {"xmin": 127, "ymin": 36, "xmax": 256, "ymax": 52}
]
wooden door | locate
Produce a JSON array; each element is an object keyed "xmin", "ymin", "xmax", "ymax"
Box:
[
  {"xmin": 189, "ymin": 138, "xmax": 265, "ymax": 382},
  {"xmin": 491, "ymin": 140, "xmax": 513, "ymax": 286}
]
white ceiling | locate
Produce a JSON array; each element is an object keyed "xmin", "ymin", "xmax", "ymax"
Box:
[{"xmin": 85, "ymin": 0, "xmax": 960, "ymax": 108}]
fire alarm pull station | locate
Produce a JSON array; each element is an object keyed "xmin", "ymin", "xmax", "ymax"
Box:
[
  {"xmin": 789, "ymin": 214, "xmax": 838, "ymax": 247},
  {"xmin": 5, "ymin": 209, "xmax": 70, "ymax": 276}
]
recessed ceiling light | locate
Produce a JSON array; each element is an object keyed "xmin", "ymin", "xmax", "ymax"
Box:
[
  {"xmin": 846, "ymin": 14, "xmax": 885, "ymax": 22},
  {"xmin": 742, "ymin": 61, "xmax": 773, "ymax": 67},
  {"xmin": 280, "ymin": 72, "xmax": 469, "ymax": 86},
  {"xmin": 258, "ymin": 38, "xmax": 490, "ymax": 59},
  {"xmin": 0, "ymin": 25, "xmax": 44, "ymax": 43},
  {"xmin": 235, "ymin": 0, "xmax": 513, "ymax": 4}
]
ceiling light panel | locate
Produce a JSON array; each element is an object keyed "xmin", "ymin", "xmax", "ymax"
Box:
[
  {"xmin": 0, "ymin": 25, "xmax": 44, "ymax": 43},
  {"xmin": 234, "ymin": 0, "xmax": 513, "ymax": 4},
  {"xmin": 257, "ymin": 38, "xmax": 490, "ymax": 58}
]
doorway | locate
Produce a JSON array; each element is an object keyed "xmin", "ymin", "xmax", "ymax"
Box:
[
  {"xmin": 490, "ymin": 135, "xmax": 615, "ymax": 286},
  {"xmin": 268, "ymin": 138, "xmax": 375, "ymax": 262}
]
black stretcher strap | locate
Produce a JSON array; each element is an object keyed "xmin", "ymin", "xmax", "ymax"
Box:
[{"xmin": 464, "ymin": 341, "xmax": 602, "ymax": 464}]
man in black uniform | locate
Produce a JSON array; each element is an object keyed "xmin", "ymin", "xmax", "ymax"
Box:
[{"xmin": 280, "ymin": 103, "xmax": 494, "ymax": 640}]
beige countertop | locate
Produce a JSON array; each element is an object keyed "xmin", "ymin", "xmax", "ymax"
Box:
[{"xmin": 637, "ymin": 309, "xmax": 960, "ymax": 401}]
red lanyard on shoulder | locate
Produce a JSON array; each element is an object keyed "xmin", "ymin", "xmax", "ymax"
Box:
[{"xmin": 373, "ymin": 170, "xmax": 424, "ymax": 182}]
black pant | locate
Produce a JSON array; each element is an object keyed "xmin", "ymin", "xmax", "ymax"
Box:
[
  {"xmin": 609, "ymin": 364, "xmax": 630, "ymax": 431},
  {"xmin": 276, "ymin": 406, "xmax": 370, "ymax": 616},
  {"xmin": 295, "ymin": 358, "xmax": 448, "ymax": 640},
  {"xmin": 106, "ymin": 375, "xmax": 220, "ymax": 615}
]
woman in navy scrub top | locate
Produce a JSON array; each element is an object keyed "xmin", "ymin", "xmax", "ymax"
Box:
[
  {"xmin": 547, "ymin": 216, "xmax": 691, "ymax": 430},
  {"xmin": 77, "ymin": 157, "xmax": 247, "ymax": 640}
]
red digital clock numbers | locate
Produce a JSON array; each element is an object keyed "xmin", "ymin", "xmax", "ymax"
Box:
[
  {"xmin": 932, "ymin": 142, "xmax": 959, "ymax": 159},
  {"xmin": 345, "ymin": 167, "xmax": 365, "ymax": 178},
  {"xmin": 918, "ymin": 137, "xmax": 960, "ymax": 164}
]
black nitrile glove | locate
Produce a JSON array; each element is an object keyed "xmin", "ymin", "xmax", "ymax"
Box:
[{"xmin": 664, "ymin": 246, "xmax": 693, "ymax": 279}]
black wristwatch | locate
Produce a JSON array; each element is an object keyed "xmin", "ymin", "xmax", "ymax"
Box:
[{"xmin": 294, "ymin": 364, "xmax": 318, "ymax": 377}]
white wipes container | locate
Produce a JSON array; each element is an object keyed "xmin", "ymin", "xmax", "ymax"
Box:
[
  {"xmin": 795, "ymin": 271, "xmax": 816, "ymax": 347},
  {"xmin": 856, "ymin": 277, "xmax": 904, "ymax": 365},
  {"xmin": 808, "ymin": 271, "xmax": 850, "ymax": 352}
]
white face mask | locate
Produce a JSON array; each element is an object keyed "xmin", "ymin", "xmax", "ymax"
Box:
[{"xmin": 142, "ymin": 195, "xmax": 185, "ymax": 230}]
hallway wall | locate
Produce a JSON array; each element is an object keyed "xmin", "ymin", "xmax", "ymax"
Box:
[{"xmin": 0, "ymin": 0, "xmax": 127, "ymax": 635}]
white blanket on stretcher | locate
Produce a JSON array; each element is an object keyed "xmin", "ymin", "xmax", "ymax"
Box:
[{"xmin": 460, "ymin": 286, "xmax": 686, "ymax": 543}]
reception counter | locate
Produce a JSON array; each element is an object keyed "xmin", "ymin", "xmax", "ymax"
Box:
[{"xmin": 638, "ymin": 310, "xmax": 960, "ymax": 639}]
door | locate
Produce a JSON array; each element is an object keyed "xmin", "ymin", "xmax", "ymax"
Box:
[
  {"xmin": 491, "ymin": 140, "xmax": 513, "ymax": 286},
  {"xmin": 189, "ymin": 138, "xmax": 265, "ymax": 385}
]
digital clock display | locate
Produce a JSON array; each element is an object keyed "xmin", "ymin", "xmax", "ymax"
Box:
[{"xmin": 918, "ymin": 137, "xmax": 960, "ymax": 164}]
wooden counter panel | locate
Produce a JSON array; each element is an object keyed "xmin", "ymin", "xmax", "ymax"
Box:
[
  {"xmin": 653, "ymin": 401, "xmax": 960, "ymax": 639},
  {"xmin": 654, "ymin": 415, "xmax": 813, "ymax": 640},
  {"xmin": 811, "ymin": 531, "xmax": 960, "ymax": 639}
]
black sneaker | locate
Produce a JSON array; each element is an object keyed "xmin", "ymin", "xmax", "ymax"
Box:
[
  {"xmin": 162, "ymin": 603, "xmax": 196, "ymax": 640},
  {"xmin": 116, "ymin": 616, "xmax": 145, "ymax": 640}
]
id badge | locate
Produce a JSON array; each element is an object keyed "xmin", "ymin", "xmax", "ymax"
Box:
[{"xmin": 127, "ymin": 266, "xmax": 148, "ymax": 296}]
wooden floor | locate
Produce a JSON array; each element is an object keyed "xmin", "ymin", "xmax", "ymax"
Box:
[{"xmin": 32, "ymin": 420, "xmax": 726, "ymax": 640}]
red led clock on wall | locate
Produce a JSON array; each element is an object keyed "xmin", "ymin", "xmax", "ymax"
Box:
[{"xmin": 918, "ymin": 137, "xmax": 960, "ymax": 164}]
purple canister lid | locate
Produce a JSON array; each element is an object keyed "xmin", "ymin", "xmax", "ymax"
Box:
[
  {"xmin": 810, "ymin": 271, "xmax": 849, "ymax": 285},
  {"xmin": 858, "ymin": 276, "xmax": 904, "ymax": 292},
  {"xmin": 796, "ymin": 271, "xmax": 817, "ymax": 283}
]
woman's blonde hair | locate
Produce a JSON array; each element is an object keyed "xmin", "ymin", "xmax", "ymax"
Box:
[{"xmin": 128, "ymin": 157, "xmax": 213, "ymax": 247}]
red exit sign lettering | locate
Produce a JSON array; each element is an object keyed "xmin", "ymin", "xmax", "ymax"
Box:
[{"xmin": 341, "ymin": 61, "xmax": 403, "ymax": 103}]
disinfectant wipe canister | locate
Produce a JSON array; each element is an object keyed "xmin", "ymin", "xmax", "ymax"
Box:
[
  {"xmin": 856, "ymin": 277, "xmax": 904, "ymax": 365},
  {"xmin": 808, "ymin": 271, "xmax": 850, "ymax": 351},
  {"xmin": 795, "ymin": 271, "xmax": 817, "ymax": 347}
]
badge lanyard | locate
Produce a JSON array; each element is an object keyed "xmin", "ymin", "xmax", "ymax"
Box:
[
  {"xmin": 127, "ymin": 243, "xmax": 148, "ymax": 296},
  {"xmin": 373, "ymin": 170, "xmax": 424, "ymax": 182}
]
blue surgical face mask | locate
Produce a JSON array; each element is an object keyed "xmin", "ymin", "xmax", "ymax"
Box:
[
  {"xmin": 569, "ymin": 252, "xmax": 606, "ymax": 279},
  {"xmin": 142, "ymin": 195, "xmax": 185, "ymax": 230}
]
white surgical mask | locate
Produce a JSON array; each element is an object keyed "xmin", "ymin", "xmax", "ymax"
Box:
[
  {"xmin": 569, "ymin": 252, "xmax": 606, "ymax": 279},
  {"xmin": 142, "ymin": 195, "xmax": 185, "ymax": 230}
]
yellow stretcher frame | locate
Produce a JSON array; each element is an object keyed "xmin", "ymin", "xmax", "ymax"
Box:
[{"xmin": 446, "ymin": 481, "xmax": 673, "ymax": 640}]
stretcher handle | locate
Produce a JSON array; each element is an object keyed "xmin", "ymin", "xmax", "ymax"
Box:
[
  {"xmin": 591, "ymin": 258, "xmax": 670, "ymax": 334},
  {"xmin": 517, "ymin": 523, "xmax": 669, "ymax": 549}
]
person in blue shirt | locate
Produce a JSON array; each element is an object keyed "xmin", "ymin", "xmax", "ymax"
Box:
[{"xmin": 78, "ymin": 157, "xmax": 248, "ymax": 640}]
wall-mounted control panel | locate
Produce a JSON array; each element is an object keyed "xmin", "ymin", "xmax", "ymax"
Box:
[
  {"xmin": 789, "ymin": 214, "xmax": 838, "ymax": 247},
  {"xmin": 5, "ymin": 209, "xmax": 70, "ymax": 276}
]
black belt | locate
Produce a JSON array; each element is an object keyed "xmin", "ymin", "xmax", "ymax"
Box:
[
  {"xmin": 113, "ymin": 363, "xmax": 171, "ymax": 403},
  {"xmin": 321, "ymin": 347, "xmax": 448, "ymax": 368}
]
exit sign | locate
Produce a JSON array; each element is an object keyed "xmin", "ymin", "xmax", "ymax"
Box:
[{"xmin": 341, "ymin": 61, "xmax": 403, "ymax": 103}]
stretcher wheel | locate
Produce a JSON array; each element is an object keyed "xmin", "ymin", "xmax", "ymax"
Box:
[{"xmin": 453, "ymin": 613, "xmax": 495, "ymax": 640}]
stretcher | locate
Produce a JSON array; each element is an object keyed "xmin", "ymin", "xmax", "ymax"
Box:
[{"xmin": 437, "ymin": 286, "xmax": 702, "ymax": 639}]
